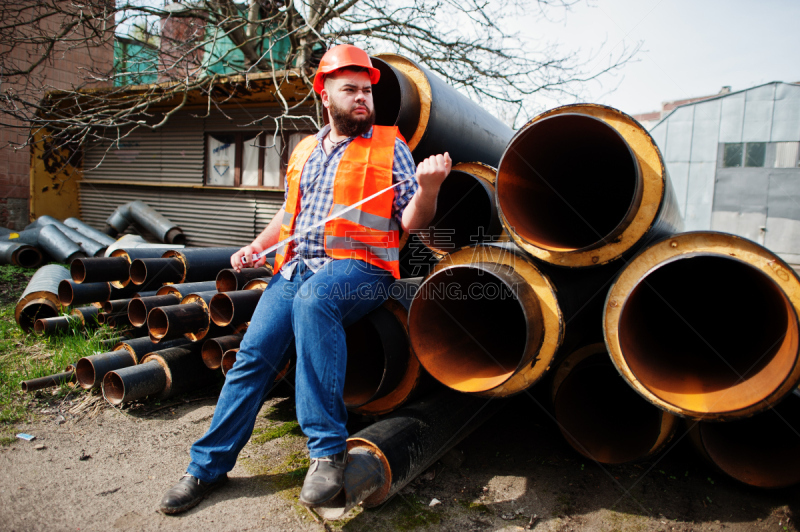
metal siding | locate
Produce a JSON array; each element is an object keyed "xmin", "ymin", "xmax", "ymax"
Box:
[
  {"xmin": 690, "ymin": 100, "xmax": 721, "ymax": 163},
  {"xmin": 765, "ymin": 216, "xmax": 800, "ymax": 255},
  {"xmin": 665, "ymin": 161, "xmax": 689, "ymax": 219},
  {"xmin": 767, "ymin": 170, "xmax": 800, "ymax": 221},
  {"xmin": 771, "ymin": 84, "xmax": 800, "ymax": 142},
  {"xmin": 684, "ymin": 162, "xmax": 715, "ymax": 230},
  {"xmin": 255, "ymin": 195, "xmax": 284, "ymax": 233},
  {"xmin": 650, "ymin": 121, "xmax": 667, "ymax": 154},
  {"xmin": 718, "ymin": 92, "xmax": 746, "ymax": 143},
  {"xmin": 664, "ymin": 106, "xmax": 693, "ymax": 162},
  {"xmin": 742, "ymin": 84, "xmax": 775, "ymax": 142},
  {"xmin": 711, "ymin": 211, "xmax": 766, "ymax": 244},
  {"xmin": 713, "ymin": 168, "xmax": 769, "ymax": 214},
  {"xmin": 79, "ymin": 183, "xmax": 283, "ymax": 247}
]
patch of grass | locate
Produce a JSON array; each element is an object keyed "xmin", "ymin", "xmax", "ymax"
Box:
[
  {"xmin": 0, "ymin": 435, "xmax": 16, "ymax": 446},
  {"xmin": 457, "ymin": 499, "xmax": 492, "ymax": 514},
  {"xmin": 388, "ymin": 495, "xmax": 441, "ymax": 531},
  {"xmin": 252, "ymin": 420, "xmax": 302, "ymax": 444}
]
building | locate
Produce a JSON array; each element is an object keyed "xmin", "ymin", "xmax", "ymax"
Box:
[{"xmin": 648, "ymin": 82, "xmax": 800, "ymax": 264}]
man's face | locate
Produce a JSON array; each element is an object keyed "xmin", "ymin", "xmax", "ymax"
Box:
[{"xmin": 322, "ymin": 69, "xmax": 375, "ymax": 137}]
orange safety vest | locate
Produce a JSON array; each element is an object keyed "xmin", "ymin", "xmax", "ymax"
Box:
[{"xmin": 274, "ymin": 125, "xmax": 404, "ymax": 279}]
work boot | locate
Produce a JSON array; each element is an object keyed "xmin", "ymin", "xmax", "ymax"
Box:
[
  {"xmin": 159, "ymin": 473, "xmax": 228, "ymax": 515},
  {"xmin": 299, "ymin": 450, "xmax": 348, "ymax": 507}
]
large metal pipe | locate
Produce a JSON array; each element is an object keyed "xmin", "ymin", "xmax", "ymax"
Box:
[
  {"xmin": 63, "ymin": 217, "xmax": 117, "ymax": 248},
  {"xmin": 551, "ymin": 343, "xmax": 677, "ymax": 464},
  {"xmin": 16, "ymin": 264, "xmax": 71, "ymax": 333},
  {"xmin": 0, "ymin": 241, "xmax": 43, "ymax": 268},
  {"xmin": 202, "ymin": 334, "xmax": 243, "ymax": 370},
  {"xmin": 58, "ymin": 280, "xmax": 141, "ymax": 307},
  {"xmin": 208, "ymin": 289, "xmax": 263, "ymax": 328},
  {"xmin": 102, "ymin": 343, "xmax": 217, "ymax": 405},
  {"xmin": 344, "ymin": 305, "xmax": 410, "ymax": 409},
  {"xmin": 35, "ymin": 215, "xmax": 106, "ymax": 257},
  {"xmin": 129, "ymin": 257, "xmax": 185, "ymax": 286},
  {"xmin": 37, "ymin": 224, "xmax": 86, "ymax": 263},
  {"xmin": 689, "ymin": 390, "xmax": 800, "ymax": 488},
  {"xmin": 372, "ymin": 55, "xmax": 513, "ymax": 166},
  {"xmin": 148, "ymin": 291, "xmax": 219, "ymax": 342},
  {"xmin": 76, "ymin": 337, "xmax": 190, "ymax": 389},
  {"xmin": 604, "ymin": 231, "xmax": 800, "ymax": 420},
  {"xmin": 496, "ymin": 104, "xmax": 682, "ymax": 268},
  {"xmin": 316, "ymin": 390, "xmax": 500, "ymax": 519},
  {"xmin": 20, "ymin": 369, "xmax": 76, "ymax": 392},
  {"xmin": 128, "ymin": 294, "xmax": 181, "ymax": 327},
  {"xmin": 369, "ymin": 56, "xmax": 421, "ymax": 144},
  {"xmin": 104, "ymin": 201, "xmax": 185, "ymax": 245},
  {"xmin": 215, "ymin": 267, "xmax": 273, "ymax": 292},
  {"xmin": 161, "ymin": 247, "xmax": 241, "ymax": 284},
  {"xmin": 70, "ymin": 247, "xmax": 173, "ymax": 286},
  {"xmin": 416, "ymin": 163, "xmax": 504, "ymax": 255},
  {"xmin": 409, "ymin": 243, "xmax": 617, "ymax": 396}
]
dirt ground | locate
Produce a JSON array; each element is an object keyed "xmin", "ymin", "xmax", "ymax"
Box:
[{"xmin": 1, "ymin": 387, "xmax": 797, "ymax": 532}]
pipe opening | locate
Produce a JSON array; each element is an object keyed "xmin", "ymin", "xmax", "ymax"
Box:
[
  {"xmin": 20, "ymin": 304, "xmax": 58, "ymax": 333},
  {"xmin": 202, "ymin": 341, "xmax": 224, "ymax": 369},
  {"xmin": 697, "ymin": 394, "xmax": 800, "ymax": 488},
  {"xmin": 410, "ymin": 265, "xmax": 529, "ymax": 392},
  {"xmin": 102, "ymin": 372, "xmax": 126, "ymax": 405},
  {"xmin": 344, "ymin": 319, "xmax": 386, "ymax": 406},
  {"xmin": 216, "ymin": 270, "xmax": 237, "ymax": 292},
  {"xmin": 210, "ymin": 295, "xmax": 234, "ymax": 326},
  {"xmin": 57, "ymin": 282, "xmax": 75, "ymax": 306},
  {"xmin": 221, "ymin": 349, "xmax": 238, "ymax": 375},
  {"xmin": 371, "ymin": 57, "xmax": 421, "ymax": 143},
  {"xmin": 555, "ymin": 354, "xmax": 662, "ymax": 464},
  {"xmin": 75, "ymin": 359, "xmax": 96, "ymax": 389},
  {"xmin": 620, "ymin": 256, "xmax": 799, "ymax": 413},
  {"xmin": 128, "ymin": 299, "xmax": 148, "ymax": 327},
  {"xmin": 70, "ymin": 260, "xmax": 87, "ymax": 283},
  {"xmin": 498, "ymin": 113, "xmax": 641, "ymax": 252},
  {"xmin": 129, "ymin": 258, "xmax": 183, "ymax": 285},
  {"xmin": 148, "ymin": 308, "xmax": 170, "ymax": 339},
  {"xmin": 419, "ymin": 171, "xmax": 496, "ymax": 253},
  {"xmin": 17, "ymin": 248, "xmax": 42, "ymax": 269}
]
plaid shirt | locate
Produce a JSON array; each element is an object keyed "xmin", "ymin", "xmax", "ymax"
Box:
[{"xmin": 280, "ymin": 125, "xmax": 418, "ymax": 279}]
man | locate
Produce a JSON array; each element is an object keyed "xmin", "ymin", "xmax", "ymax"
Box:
[{"xmin": 159, "ymin": 44, "xmax": 451, "ymax": 514}]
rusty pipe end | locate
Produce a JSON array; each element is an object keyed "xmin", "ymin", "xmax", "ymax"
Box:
[
  {"xmin": 16, "ymin": 247, "xmax": 43, "ymax": 269},
  {"xmin": 147, "ymin": 307, "xmax": 170, "ymax": 339},
  {"xmin": 102, "ymin": 361, "xmax": 167, "ymax": 405},
  {"xmin": 220, "ymin": 348, "xmax": 238, "ymax": 376},
  {"xmin": 209, "ymin": 293, "xmax": 234, "ymax": 327}
]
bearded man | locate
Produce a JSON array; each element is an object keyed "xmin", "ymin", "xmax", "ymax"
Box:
[{"xmin": 159, "ymin": 44, "xmax": 451, "ymax": 514}]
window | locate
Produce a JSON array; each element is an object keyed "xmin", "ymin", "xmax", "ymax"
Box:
[
  {"xmin": 774, "ymin": 142, "xmax": 800, "ymax": 168},
  {"xmin": 744, "ymin": 142, "xmax": 766, "ymax": 167},
  {"xmin": 723, "ymin": 143, "xmax": 743, "ymax": 167},
  {"xmin": 206, "ymin": 132, "xmax": 286, "ymax": 188}
]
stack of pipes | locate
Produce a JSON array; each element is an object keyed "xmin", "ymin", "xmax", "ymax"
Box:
[{"xmin": 12, "ymin": 52, "xmax": 800, "ymax": 516}]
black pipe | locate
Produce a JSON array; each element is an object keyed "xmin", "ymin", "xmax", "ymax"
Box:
[
  {"xmin": 102, "ymin": 343, "xmax": 217, "ymax": 405},
  {"xmin": 129, "ymin": 257, "xmax": 184, "ymax": 286},
  {"xmin": 202, "ymin": 334, "xmax": 243, "ymax": 370},
  {"xmin": 33, "ymin": 315, "xmax": 79, "ymax": 336},
  {"xmin": 107, "ymin": 314, "xmax": 132, "ymax": 329},
  {"xmin": 316, "ymin": 390, "xmax": 501, "ymax": 519},
  {"xmin": 76, "ymin": 350, "xmax": 136, "ymax": 390},
  {"xmin": 70, "ymin": 305, "xmax": 101, "ymax": 328},
  {"xmin": 128, "ymin": 294, "xmax": 181, "ymax": 327},
  {"xmin": 216, "ymin": 267, "xmax": 273, "ymax": 292},
  {"xmin": 20, "ymin": 369, "xmax": 76, "ymax": 392},
  {"xmin": 70, "ymin": 257, "xmax": 130, "ymax": 284},
  {"xmin": 369, "ymin": 56, "xmax": 421, "ymax": 144},
  {"xmin": 372, "ymin": 54, "xmax": 513, "ymax": 167},
  {"xmin": 148, "ymin": 291, "xmax": 220, "ymax": 342},
  {"xmin": 156, "ymin": 281, "xmax": 218, "ymax": 299},
  {"xmin": 162, "ymin": 247, "xmax": 241, "ymax": 284},
  {"xmin": 220, "ymin": 348, "xmax": 238, "ymax": 376},
  {"xmin": 117, "ymin": 336, "xmax": 191, "ymax": 364},
  {"xmin": 209, "ymin": 290, "xmax": 263, "ymax": 327}
]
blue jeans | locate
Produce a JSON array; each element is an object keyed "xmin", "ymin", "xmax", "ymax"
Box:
[{"xmin": 187, "ymin": 259, "xmax": 394, "ymax": 483}]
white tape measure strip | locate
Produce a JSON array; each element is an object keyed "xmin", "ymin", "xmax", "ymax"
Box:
[{"xmin": 244, "ymin": 175, "xmax": 415, "ymax": 265}]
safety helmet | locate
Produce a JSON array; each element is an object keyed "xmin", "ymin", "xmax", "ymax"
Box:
[{"xmin": 312, "ymin": 44, "xmax": 381, "ymax": 94}]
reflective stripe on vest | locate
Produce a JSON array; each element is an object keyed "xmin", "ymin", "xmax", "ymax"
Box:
[{"xmin": 273, "ymin": 126, "xmax": 403, "ymax": 278}]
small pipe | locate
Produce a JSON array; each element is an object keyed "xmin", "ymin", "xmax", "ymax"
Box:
[
  {"xmin": 106, "ymin": 314, "xmax": 132, "ymax": 329},
  {"xmin": 316, "ymin": 390, "xmax": 500, "ymax": 519},
  {"xmin": 496, "ymin": 104, "xmax": 682, "ymax": 268},
  {"xmin": 209, "ymin": 289, "xmax": 263, "ymax": 327},
  {"xmin": 148, "ymin": 301, "xmax": 209, "ymax": 342},
  {"xmin": 33, "ymin": 315, "xmax": 80, "ymax": 336},
  {"xmin": 604, "ymin": 231, "xmax": 800, "ymax": 420},
  {"xmin": 70, "ymin": 305, "xmax": 101, "ymax": 328},
  {"xmin": 16, "ymin": 265, "xmax": 71, "ymax": 333},
  {"xmin": 116, "ymin": 336, "xmax": 191, "ymax": 364},
  {"xmin": 155, "ymin": 281, "xmax": 217, "ymax": 299},
  {"xmin": 162, "ymin": 247, "xmax": 241, "ymax": 284},
  {"xmin": 689, "ymin": 390, "xmax": 800, "ymax": 488},
  {"xmin": 76, "ymin": 350, "xmax": 136, "ymax": 389},
  {"xmin": 551, "ymin": 343, "xmax": 677, "ymax": 465},
  {"xmin": 70, "ymin": 257, "xmax": 131, "ymax": 284},
  {"xmin": 202, "ymin": 334, "xmax": 243, "ymax": 370},
  {"xmin": 179, "ymin": 291, "xmax": 223, "ymax": 341},
  {"xmin": 112, "ymin": 247, "xmax": 181, "ymax": 288},
  {"xmin": 20, "ymin": 369, "xmax": 76, "ymax": 392},
  {"xmin": 98, "ymin": 336, "xmax": 130, "ymax": 350},
  {"xmin": 129, "ymin": 257, "xmax": 185, "ymax": 286},
  {"xmin": 220, "ymin": 348, "xmax": 239, "ymax": 376},
  {"xmin": 58, "ymin": 280, "xmax": 109, "ymax": 306},
  {"xmin": 128, "ymin": 294, "xmax": 181, "ymax": 327},
  {"xmin": 215, "ymin": 267, "xmax": 273, "ymax": 292},
  {"xmin": 103, "ymin": 299, "xmax": 133, "ymax": 314},
  {"xmin": 102, "ymin": 343, "xmax": 217, "ymax": 405}
]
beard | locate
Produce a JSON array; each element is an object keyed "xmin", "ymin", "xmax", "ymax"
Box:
[{"xmin": 329, "ymin": 99, "xmax": 375, "ymax": 137}]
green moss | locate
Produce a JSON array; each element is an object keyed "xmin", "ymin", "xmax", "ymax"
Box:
[
  {"xmin": 251, "ymin": 420, "xmax": 302, "ymax": 444},
  {"xmin": 390, "ymin": 495, "xmax": 441, "ymax": 531},
  {"xmin": 0, "ymin": 435, "xmax": 16, "ymax": 446},
  {"xmin": 457, "ymin": 499, "xmax": 492, "ymax": 514}
]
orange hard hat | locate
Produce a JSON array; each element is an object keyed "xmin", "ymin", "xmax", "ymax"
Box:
[{"xmin": 313, "ymin": 44, "xmax": 380, "ymax": 94}]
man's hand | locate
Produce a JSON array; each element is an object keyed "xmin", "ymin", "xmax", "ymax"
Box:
[
  {"xmin": 416, "ymin": 152, "xmax": 452, "ymax": 193},
  {"xmin": 231, "ymin": 243, "xmax": 266, "ymax": 272}
]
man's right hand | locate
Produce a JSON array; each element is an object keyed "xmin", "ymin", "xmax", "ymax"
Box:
[{"xmin": 231, "ymin": 244, "xmax": 266, "ymax": 272}]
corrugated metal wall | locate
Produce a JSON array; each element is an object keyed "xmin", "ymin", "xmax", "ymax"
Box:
[
  {"xmin": 79, "ymin": 184, "xmax": 283, "ymax": 247},
  {"xmin": 80, "ymin": 104, "xmax": 312, "ymax": 247}
]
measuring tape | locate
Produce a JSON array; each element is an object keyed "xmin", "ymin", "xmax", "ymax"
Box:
[{"xmin": 243, "ymin": 175, "xmax": 415, "ymax": 265}]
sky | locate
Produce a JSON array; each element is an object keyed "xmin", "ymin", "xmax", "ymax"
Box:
[{"xmin": 513, "ymin": 0, "xmax": 800, "ymax": 115}]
